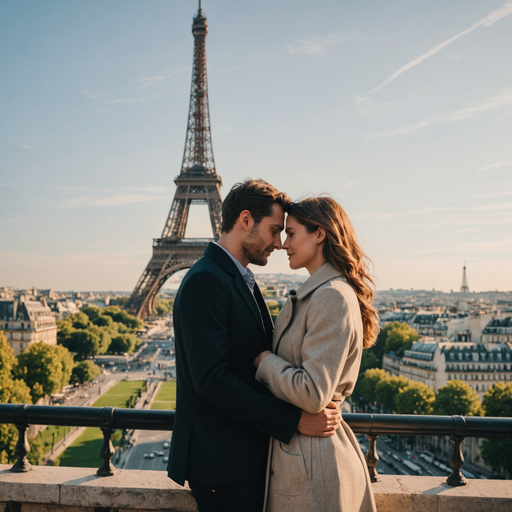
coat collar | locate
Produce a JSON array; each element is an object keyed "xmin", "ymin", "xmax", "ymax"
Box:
[
  {"xmin": 295, "ymin": 262, "xmax": 344, "ymax": 300},
  {"xmin": 273, "ymin": 263, "xmax": 343, "ymax": 351}
]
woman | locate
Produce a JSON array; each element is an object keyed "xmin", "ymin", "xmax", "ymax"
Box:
[{"xmin": 254, "ymin": 197, "xmax": 378, "ymax": 512}]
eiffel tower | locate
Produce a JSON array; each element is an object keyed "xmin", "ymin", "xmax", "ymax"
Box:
[
  {"xmin": 460, "ymin": 263, "xmax": 470, "ymax": 294},
  {"xmin": 127, "ymin": 1, "xmax": 222, "ymax": 320}
]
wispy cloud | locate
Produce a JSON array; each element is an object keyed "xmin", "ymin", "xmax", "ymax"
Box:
[
  {"xmin": 55, "ymin": 186, "xmax": 168, "ymax": 208},
  {"xmin": 137, "ymin": 76, "xmax": 165, "ymax": 88},
  {"xmin": 287, "ymin": 33, "xmax": 363, "ymax": 55},
  {"xmin": 22, "ymin": 144, "xmax": 32, "ymax": 150},
  {"xmin": 495, "ymin": 110, "xmax": 512, "ymax": 119},
  {"xmin": 358, "ymin": 2, "xmax": 512, "ymax": 101},
  {"xmin": 478, "ymin": 161, "xmax": 512, "ymax": 172},
  {"xmin": 360, "ymin": 201, "xmax": 512, "ymax": 219},
  {"xmin": 472, "ymin": 190, "xmax": 512, "ymax": 199},
  {"xmin": 109, "ymin": 97, "xmax": 150, "ymax": 105},
  {"xmin": 81, "ymin": 89, "xmax": 105, "ymax": 99},
  {"xmin": 367, "ymin": 90, "xmax": 512, "ymax": 138},
  {"xmin": 59, "ymin": 193, "xmax": 167, "ymax": 208}
]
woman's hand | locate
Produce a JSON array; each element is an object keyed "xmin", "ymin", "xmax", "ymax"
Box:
[{"xmin": 254, "ymin": 350, "xmax": 272, "ymax": 368}]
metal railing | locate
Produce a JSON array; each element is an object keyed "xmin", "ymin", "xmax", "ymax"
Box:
[{"xmin": 1, "ymin": 404, "xmax": 511, "ymax": 486}]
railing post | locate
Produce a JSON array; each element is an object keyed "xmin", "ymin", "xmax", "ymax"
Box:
[
  {"xmin": 97, "ymin": 406, "xmax": 117, "ymax": 476},
  {"xmin": 447, "ymin": 415, "xmax": 467, "ymax": 487},
  {"xmin": 11, "ymin": 404, "xmax": 32, "ymax": 472},
  {"xmin": 365, "ymin": 434, "xmax": 381, "ymax": 483}
]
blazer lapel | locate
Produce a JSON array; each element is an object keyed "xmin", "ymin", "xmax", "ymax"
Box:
[
  {"xmin": 233, "ymin": 272, "xmax": 266, "ymax": 339},
  {"xmin": 254, "ymin": 283, "xmax": 273, "ymax": 347}
]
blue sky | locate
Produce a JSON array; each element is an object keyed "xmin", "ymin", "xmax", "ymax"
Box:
[{"xmin": 1, "ymin": 0, "xmax": 511, "ymax": 292}]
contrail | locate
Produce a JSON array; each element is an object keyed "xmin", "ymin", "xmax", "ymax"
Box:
[{"xmin": 363, "ymin": 2, "xmax": 512, "ymax": 99}]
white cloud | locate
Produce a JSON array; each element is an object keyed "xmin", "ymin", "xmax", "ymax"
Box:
[
  {"xmin": 22, "ymin": 144, "xmax": 32, "ymax": 150},
  {"xmin": 495, "ymin": 110, "xmax": 512, "ymax": 119},
  {"xmin": 367, "ymin": 90, "xmax": 512, "ymax": 138},
  {"xmin": 137, "ymin": 76, "xmax": 165, "ymax": 88},
  {"xmin": 361, "ymin": 2, "xmax": 512, "ymax": 99},
  {"xmin": 472, "ymin": 190, "xmax": 512, "ymax": 198},
  {"xmin": 55, "ymin": 186, "xmax": 169, "ymax": 208},
  {"xmin": 109, "ymin": 97, "xmax": 149, "ymax": 104},
  {"xmin": 81, "ymin": 89, "xmax": 105, "ymax": 99},
  {"xmin": 58, "ymin": 193, "xmax": 167, "ymax": 208},
  {"xmin": 287, "ymin": 33, "xmax": 362, "ymax": 55},
  {"xmin": 478, "ymin": 161, "xmax": 512, "ymax": 172},
  {"xmin": 360, "ymin": 201, "xmax": 512, "ymax": 219}
]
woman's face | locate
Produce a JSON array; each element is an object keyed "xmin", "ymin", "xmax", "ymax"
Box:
[{"xmin": 282, "ymin": 215, "xmax": 324, "ymax": 273}]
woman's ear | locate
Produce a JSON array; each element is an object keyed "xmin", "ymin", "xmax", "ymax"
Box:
[{"xmin": 317, "ymin": 227, "xmax": 326, "ymax": 244}]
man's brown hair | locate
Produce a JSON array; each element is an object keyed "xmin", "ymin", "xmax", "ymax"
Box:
[{"xmin": 221, "ymin": 179, "xmax": 291, "ymax": 233}]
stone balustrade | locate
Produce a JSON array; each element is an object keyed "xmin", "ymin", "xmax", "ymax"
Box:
[{"xmin": 0, "ymin": 465, "xmax": 511, "ymax": 512}]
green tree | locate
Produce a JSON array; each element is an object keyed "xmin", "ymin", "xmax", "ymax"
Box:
[
  {"xmin": 15, "ymin": 342, "xmax": 65, "ymax": 401},
  {"xmin": 54, "ymin": 344, "xmax": 75, "ymax": 389},
  {"xmin": 359, "ymin": 349, "xmax": 380, "ymax": 373},
  {"xmin": 0, "ymin": 332, "xmax": 33, "ymax": 464},
  {"xmin": 434, "ymin": 380, "xmax": 482, "ymax": 416},
  {"xmin": 394, "ymin": 381, "xmax": 435, "ymax": 415},
  {"xmin": 71, "ymin": 360, "xmax": 101, "ymax": 384},
  {"xmin": 70, "ymin": 330, "xmax": 101, "ymax": 359},
  {"xmin": 375, "ymin": 375, "xmax": 410, "ymax": 412},
  {"xmin": 383, "ymin": 322, "xmax": 420, "ymax": 357},
  {"xmin": 360, "ymin": 368, "xmax": 390, "ymax": 404},
  {"xmin": 70, "ymin": 312, "xmax": 91, "ymax": 330},
  {"xmin": 480, "ymin": 383, "xmax": 512, "ymax": 476},
  {"xmin": 109, "ymin": 333, "xmax": 137, "ymax": 354}
]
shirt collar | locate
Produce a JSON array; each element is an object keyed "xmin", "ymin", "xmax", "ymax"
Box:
[{"xmin": 213, "ymin": 242, "xmax": 255, "ymax": 293}]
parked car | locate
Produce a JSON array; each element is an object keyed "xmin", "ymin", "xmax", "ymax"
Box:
[
  {"xmin": 163, "ymin": 442, "xmax": 170, "ymax": 449},
  {"xmin": 163, "ymin": 456, "xmax": 169, "ymax": 463}
]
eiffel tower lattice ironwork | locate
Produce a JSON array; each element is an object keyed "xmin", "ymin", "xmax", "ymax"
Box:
[
  {"xmin": 127, "ymin": 2, "xmax": 222, "ymax": 320},
  {"xmin": 460, "ymin": 263, "xmax": 470, "ymax": 294}
]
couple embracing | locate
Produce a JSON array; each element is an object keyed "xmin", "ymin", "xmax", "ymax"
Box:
[{"xmin": 167, "ymin": 179, "xmax": 378, "ymax": 512}]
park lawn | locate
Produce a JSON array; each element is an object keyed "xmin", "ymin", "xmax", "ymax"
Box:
[
  {"xmin": 38, "ymin": 424, "xmax": 73, "ymax": 452},
  {"xmin": 153, "ymin": 382, "xmax": 176, "ymax": 402},
  {"xmin": 150, "ymin": 401, "xmax": 175, "ymax": 410},
  {"xmin": 150, "ymin": 382, "xmax": 176, "ymax": 410},
  {"xmin": 57, "ymin": 380, "xmax": 145, "ymax": 467}
]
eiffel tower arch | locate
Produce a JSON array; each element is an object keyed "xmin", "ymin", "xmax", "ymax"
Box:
[{"xmin": 127, "ymin": 2, "xmax": 222, "ymax": 320}]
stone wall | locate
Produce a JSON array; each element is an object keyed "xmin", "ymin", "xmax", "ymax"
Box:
[{"xmin": 0, "ymin": 465, "xmax": 511, "ymax": 512}]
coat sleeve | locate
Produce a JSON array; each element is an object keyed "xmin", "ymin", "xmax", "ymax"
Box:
[
  {"xmin": 255, "ymin": 286, "xmax": 358, "ymax": 413},
  {"xmin": 178, "ymin": 270, "xmax": 301, "ymax": 443}
]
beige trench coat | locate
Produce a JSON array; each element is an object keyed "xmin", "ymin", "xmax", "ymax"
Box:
[{"xmin": 255, "ymin": 263, "xmax": 377, "ymax": 512}]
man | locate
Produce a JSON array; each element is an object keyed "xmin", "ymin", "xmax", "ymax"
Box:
[{"xmin": 168, "ymin": 179, "xmax": 341, "ymax": 511}]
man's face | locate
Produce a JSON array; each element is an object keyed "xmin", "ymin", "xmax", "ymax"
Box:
[{"xmin": 241, "ymin": 204, "xmax": 285, "ymax": 266}]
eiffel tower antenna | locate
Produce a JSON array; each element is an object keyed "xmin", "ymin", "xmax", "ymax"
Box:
[
  {"xmin": 460, "ymin": 262, "xmax": 470, "ymax": 294},
  {"xmin": 127, "ymin": 3, "xmax": 223, "ymax": 320}
]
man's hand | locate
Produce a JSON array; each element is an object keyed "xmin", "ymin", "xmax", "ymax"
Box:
[{"xmin": 297, "ymin": 401, "xmax": 341, "ymax": 437}]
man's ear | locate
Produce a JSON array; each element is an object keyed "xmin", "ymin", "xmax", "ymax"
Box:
[
  {"xmin": 317, "ymin": 227, "xmax": 326, "ymax": 245},
  {"xmin": 238, "ymin": 210, "xmax": 254, "ymax": 232}
]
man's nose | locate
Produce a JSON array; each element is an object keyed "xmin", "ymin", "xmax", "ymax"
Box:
[{"xmin": 274, "ymin": 236, "xmax": 282, "ymax": 250}]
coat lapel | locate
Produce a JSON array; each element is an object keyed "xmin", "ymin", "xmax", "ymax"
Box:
[
  {"xmin": 272, "ymin": 295, "xmax": 294, "ymax": 352},
  {"xmin": 273, "ymin": 264, "xmax": 343, "ymax": 352}
]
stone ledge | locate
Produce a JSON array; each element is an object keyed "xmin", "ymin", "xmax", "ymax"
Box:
[
  {"xmin": 373, "ymin": 475, "xmax": 512, "ymax": 512},
  {"xmin": 0, "ymin": 466, "xmax": 510, "ymax": 512}
]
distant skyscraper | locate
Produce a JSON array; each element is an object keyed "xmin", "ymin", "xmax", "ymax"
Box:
[{"xmin": 460, "ymin": 263, "xmax": 470, "ymax": 294}]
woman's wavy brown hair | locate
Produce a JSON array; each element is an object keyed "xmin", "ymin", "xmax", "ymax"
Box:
[{"xmin": 288, "ymin": 197, "xmax": 379, "ymax": 348}]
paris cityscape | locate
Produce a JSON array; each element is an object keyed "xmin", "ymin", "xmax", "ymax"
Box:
[{"xmin": 1, "ymin": 1, "xmax": 512, "ymax": 509}]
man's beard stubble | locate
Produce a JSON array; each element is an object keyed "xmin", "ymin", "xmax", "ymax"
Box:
[{"xmin": 241, "ymin": 226, "xmax": 273, "ymax": 267}]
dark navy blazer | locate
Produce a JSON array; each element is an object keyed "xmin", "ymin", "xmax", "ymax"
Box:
[{"xmin": 167, "ymin": 243, "xmax": 301, "ymax": 487}]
